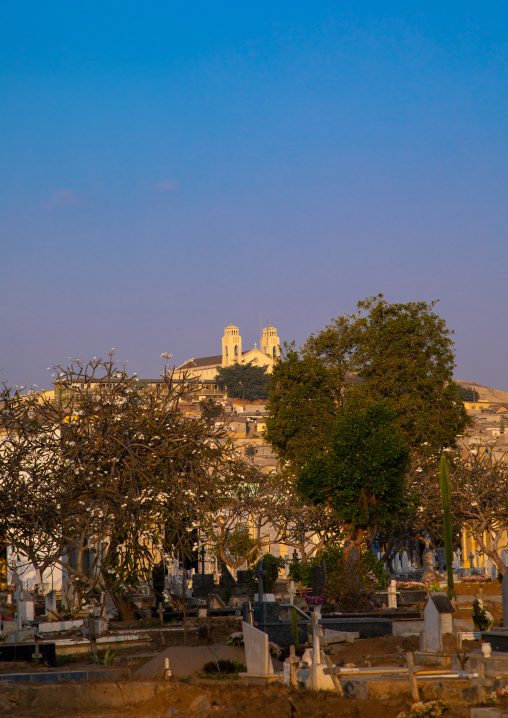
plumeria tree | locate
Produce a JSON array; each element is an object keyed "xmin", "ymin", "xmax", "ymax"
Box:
[{"xmin": 0, "ymin": 354, "xmax": 259, "ymax": 619}]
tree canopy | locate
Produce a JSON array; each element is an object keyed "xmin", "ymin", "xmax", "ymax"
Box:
[
  {"xmin": 304, "ymin": 295, "xmax": 470, "ymax": 452},
  {"xmin": 267, "ymin": 295, "xmax": 469, "ymax": 464},
  {"xmin": 264, "ymin": 343, "xmax": 338, "ymax": 468},
  {"xmin": 296, "ymin": 403, "xmax": 410, "ymax": 545},
  {"xmin": 215, "ymin": 361, "xmax": 270, "ymax": 401}
]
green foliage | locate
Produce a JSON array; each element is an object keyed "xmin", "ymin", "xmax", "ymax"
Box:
[
  {"xmin": 472, "ymin": 597, "xmax": 494, "ymax": 631},
  {"xmin": 361, "ymin": 549, "xmax": 390, "ymax": 590},
  {"xmin": 297, "ymin": 403, "xmax": 410, "ymax": 540},
  {"xmin": 215, "ymin": 361, "xmax": 270, "ymax": 401},
  {"xmin": 199, "ymin": 397, "xmax": 223, "ymax": 420},
  {"xmin": 102, "ymin": 647, "xmax": 118, "ymax": 665},
  {"xmin": 325, "ymin": 548, "xmax": 375, "ymax": 612},
  {"xmin": 219, "ymin": 525, "xmax": 258, "ymax": 565},
  {"xmin": 200, "ymin": 659, "xmax": 246, "ymax": 678},
  {"xmin": 288, "ymin": 545, "xmax": 389, "ymax": 591},
  {"xmin": 291, "ymin": 607, "xmax": 300, "ymax": 651},
  {"xmin": 303, "ymin": 295, "xmax": 471, "ymax": 454},
  {"xmin": 265, "ymin": 343, "xmax": 338, "ymax": 468},
  {"xmin": 455, "ymin": 385, "xmax": 479, "ymax": 403},
  {"xmin": 440, "ymin": 456, "xmax": 454, "ymax": 599},
  {"xmin": 248, "ymin": 553, "xmax": 285, "ymax": 593}
]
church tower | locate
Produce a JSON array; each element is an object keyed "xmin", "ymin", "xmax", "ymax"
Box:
[
  {"xmin": 260, "ymin": 324, "xmax": 280, "ymax": 359},
  {"xmin": 222, "ymin": 324, "xmax": 242, "ymax": 367}
]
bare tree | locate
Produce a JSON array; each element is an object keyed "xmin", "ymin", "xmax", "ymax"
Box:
[{"xmin": 0, "ymin": 354, "xmax": 260, "ymax": 619}]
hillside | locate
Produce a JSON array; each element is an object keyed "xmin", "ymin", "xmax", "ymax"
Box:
[{"xmin": 456, "ymin": 379, "xmax": 508, "ymax": 404}]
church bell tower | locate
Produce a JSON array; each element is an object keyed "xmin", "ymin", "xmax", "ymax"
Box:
[
  {"xmin": 260, "ymin": 324, "xmax": 280, "ymax": 359},
  {"xmin": 222, "ymin": 324, "xmax": 242, "ymax": 367}
]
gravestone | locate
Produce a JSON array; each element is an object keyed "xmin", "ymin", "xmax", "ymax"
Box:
[
  {"xmin": 469, "ymin": 552, "xmax": 475, "ymax": 570},
  {"xmin": 45, "ymin": 590, "xmax": 57, "ymax": 615},
  {"xmin": 15, "ymin": 589, "xmax": 34, "ymax": 623},
  {"xmin": 191, "ymin": 574, "xmax": 214, "ymax": 591},
  {"xmin": 311, "ymin": 562, "xmax": 327, "ymax": 597},
  {"xmin": 255, "ymin": 560, "xmax": 266, "ymax": 604},
  {"xmin": 422, "ymin": 593, "xmax": 454, "ymax": 652},
  {"xmin": 437, "ymin": 547, "xmax": 446, "ymax": 571},
  {"xmin": 236, "ymin": 570, "xmax": 250, "ymax": 584},
  {"xmin": 220, "ymin": 562, "xmax": 236, "ymax": 588},
  {"xmin": 242, "ymin": 620, "xmax": 274, "ymax": 677},
  {"xmin": 387, "ymin": 579, "xmax": 398, "ymax": 609},
  {"xmin": 401, "ymin": 551, "xmax": 409, "ymax": 572}
]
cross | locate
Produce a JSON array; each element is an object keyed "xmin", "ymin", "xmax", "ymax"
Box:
[
  {"xmin": 288, "ymin": 580, "xmax": 296, "ymax": 605},
  {"xmin": 255, "ymin": 560, "xmax": 266, "ymax": 604},
  {"xmin": 469, "ymin": 551, "xmax": 475, "ymax": 569},
  {"xmin": 247, "ymin": 600, "xmax": 254, "ymax": 626},
  {"xmin": 292, "ymin": 549, "xmax": 299, "ymax": 563}
]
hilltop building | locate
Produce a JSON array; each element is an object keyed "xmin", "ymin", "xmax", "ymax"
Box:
[{"xmin": 175, "ymin": 323, "xmax": 281, "ymax": 381}]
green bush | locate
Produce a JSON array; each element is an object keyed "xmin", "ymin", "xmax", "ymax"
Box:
[{"xmin": 201, "ymin": 659, "xmax": 246, "ymax": 677}]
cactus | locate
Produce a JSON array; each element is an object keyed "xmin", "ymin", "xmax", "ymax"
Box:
[{"xmin": 440, "ymin": 456, "xmax": 454, "ymax": 599}]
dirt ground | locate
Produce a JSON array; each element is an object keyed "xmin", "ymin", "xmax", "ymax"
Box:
[{"xmin": 6, "ymin": 680, "xmax": 475, "ymax": 718}]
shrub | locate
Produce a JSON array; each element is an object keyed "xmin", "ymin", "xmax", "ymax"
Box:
[
  {"xmin": 226, "ymin": 631, "xmax": 244, "ymax": 647},
  {"xmin": 201, "ymin": 659, "xmax": 246, "ymax": 676}
]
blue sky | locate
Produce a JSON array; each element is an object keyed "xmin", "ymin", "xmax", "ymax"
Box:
[{"xmin": 1, "ymin": 2, "xmax": 507, "ymax": 390}]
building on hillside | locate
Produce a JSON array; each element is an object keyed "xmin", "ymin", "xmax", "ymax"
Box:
[{"xmin": 175, "ymin": 323, "xmax": 281, "ymax": 381}]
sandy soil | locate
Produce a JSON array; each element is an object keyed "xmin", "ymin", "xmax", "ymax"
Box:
[{"xmin": 9, "ymin": 681, "xmax": 474, "ymax": 718}]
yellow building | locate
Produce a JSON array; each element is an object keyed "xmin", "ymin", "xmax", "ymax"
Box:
[{"xmin": 175, "ymin": 323, "xmax": 281, "ymax": 381}]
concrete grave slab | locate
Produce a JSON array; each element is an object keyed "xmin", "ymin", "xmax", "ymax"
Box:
[{"xmin": 135, "ymin": 644, "xmax": 246, "ymax": 678}]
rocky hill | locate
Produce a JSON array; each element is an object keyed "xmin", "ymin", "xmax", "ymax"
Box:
[{"xmin": 456, "ymin": 380, "xmax": 508, "ymax": 404}]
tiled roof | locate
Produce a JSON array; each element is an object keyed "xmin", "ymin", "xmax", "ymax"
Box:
[{"xmin": 179, "ymin": 355, "xmax": 223, "ymax": 369}]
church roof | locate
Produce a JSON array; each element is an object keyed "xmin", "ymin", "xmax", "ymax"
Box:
[{"xmin": 179, "ymin": 355, "xmax": 222, "ymax": 369}]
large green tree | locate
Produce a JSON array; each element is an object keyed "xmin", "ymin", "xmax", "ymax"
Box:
[
  {"xmin": 264, "ymin": 343, "xmax": 338, "ymax": 468},
  {"xmin": 297, "ymin": 403, "xmax": 410, "ymax": 547},
  {"xmin": 303, "ymin": 295, "xmax": 470, "ymax": 453},
  {"xmin": 215, "ymin": 361, "xmax": 270, "ymax": 401}
]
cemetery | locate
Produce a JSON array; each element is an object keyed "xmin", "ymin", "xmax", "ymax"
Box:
[{"xmin": 3, "ymin": 546, "xmax": 508, "ymax": 718}]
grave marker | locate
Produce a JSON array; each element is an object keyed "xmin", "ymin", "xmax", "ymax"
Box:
[
  {"xmin": 241, "ymin": 620, "xmax": 274, "ymax": 677},
  {"xmin": 45, "ymin": 590, "xmax": 57, "ymax": 616},
  {"xmin": 387, "ymin": 579, "xmax": 398, "ymax": 609},
  {"xmin": 423, "ymin": 592, "xmax": 454, "ymax": 652}
]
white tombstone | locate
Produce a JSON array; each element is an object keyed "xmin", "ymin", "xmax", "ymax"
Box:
[
  {"xmin": 242, "ymin": 620, "xmax": 274, "ymax": 677},
  {"xmin": 18, "ymin": 590, "xmax": 34, "ymax": 622},
  {"xmin": 45, "ymin": 590, "xmax": 57, "ymax": 615},
  {"xmin": 422, "ymin": 593, "xmax": 454, "ymax": 653},
  {"xmin": 401, "ymin": 551, "xmax": 409, "ymax": 571}
]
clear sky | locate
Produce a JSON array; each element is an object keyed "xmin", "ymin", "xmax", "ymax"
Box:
[{"xmin": 1, "ymin": 2, "xmax": 507, "ymax": 391}]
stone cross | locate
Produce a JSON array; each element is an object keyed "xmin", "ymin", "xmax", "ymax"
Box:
[
  {"xmin": 255, "ymin": 560, "xmax": 266, "ymax": 604},
  {"xmin": 292, "ymin": 549, "xmax": 299, "ymax": 563},
  {"xmin": 469, "ymin": 551, "xmax": 475, "ymax": 570},
  {"xmin": 288, "ymin": 580, "xmax": 296, "ymax": 605}
]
